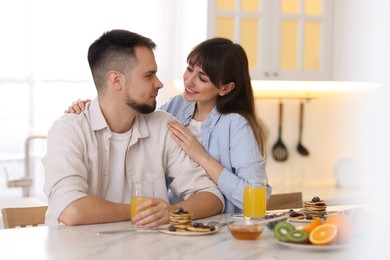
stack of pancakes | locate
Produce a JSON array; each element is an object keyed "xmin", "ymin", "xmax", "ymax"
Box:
[
  {"xmin": 169, "ymin": 208, "xmax": 193, "ymax": 229},
  {"xmin": 303, "ymin": 199, "xmax": 327, "ymax": 218}
]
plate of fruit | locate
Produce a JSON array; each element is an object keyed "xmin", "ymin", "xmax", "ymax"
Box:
[{"xmin": 271, "ymin": 213, "xmax": 354, "ymax": 251}]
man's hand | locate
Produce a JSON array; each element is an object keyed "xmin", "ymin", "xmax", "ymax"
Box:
[{"xmin": 131, "ymin": 198, "xmax": 173, "ymax": 228}]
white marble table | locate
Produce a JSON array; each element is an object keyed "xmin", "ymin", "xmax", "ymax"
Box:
[{"xmin": 0, "ymin": 208, "xmax": 371, "ymax": 260}]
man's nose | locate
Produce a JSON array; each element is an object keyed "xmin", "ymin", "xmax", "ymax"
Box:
[{"xmin": 155, "ymin": 78, "xmax": 163, "ymax": 89}]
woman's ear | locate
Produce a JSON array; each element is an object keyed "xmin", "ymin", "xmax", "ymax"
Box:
[{"xmin": 219, "ymin": 82, "xmax": 235, "ymax": 96}]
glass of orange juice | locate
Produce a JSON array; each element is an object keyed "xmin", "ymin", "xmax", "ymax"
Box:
[
  {"xmin": 130, "ymin": 181, "xmax": 154, "ymax": 224},
  {"xmin": 243, "ymin": 179, "xmax": 266, "ymax": 222}
]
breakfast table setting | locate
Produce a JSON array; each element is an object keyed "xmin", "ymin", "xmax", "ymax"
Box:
[{"xmin": 0, "ymin": 204, "xmax": 371, "ymax": 260}]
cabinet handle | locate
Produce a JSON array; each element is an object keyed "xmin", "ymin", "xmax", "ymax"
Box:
[
  {"xmin": 273, "ymin": 72, "xmax": 279, "ymax": 77},
  {"xmin": 264, "ymin": 72, "xmax": 270, "ymax": 77}
]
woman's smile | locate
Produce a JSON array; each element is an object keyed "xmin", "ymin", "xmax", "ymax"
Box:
[{"xmin": 185, "ymin": 87, "xmax": 197, "ymax": 95}]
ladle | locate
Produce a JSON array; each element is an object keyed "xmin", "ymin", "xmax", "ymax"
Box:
[
  {"xmin": 297, "ymin": 102, "xmax": 309, "ymax": 156},
  {"xmin": 272, "ymin": 102, "xmax": 288, "ymax": 161}
]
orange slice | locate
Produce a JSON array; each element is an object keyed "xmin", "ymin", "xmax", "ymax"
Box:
[
  {"xmin": 326, "ymin": 213, "xmax": 353, "ymax": 244},
  {"xmin": 303, "ymin": 218, "xmax": 322, "ymax": 234},
  {"xmin": 309, "ymin": 224, "xmax": 337, "ymax": 245}
]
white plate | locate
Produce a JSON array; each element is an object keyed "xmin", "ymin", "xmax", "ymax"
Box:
[
  {"xmin": 159, "ymin": 225, "xmax": 219, "ymax": 236},
  {"xmin": 288, "ymin": 218, "xmax": 315, "ymax": 223},
  {"xmin": 287, "ymin": 211, "xmax": 339, "ymax": 223},
  {"xmin": 275, "ymin": 240, "xmax": 349, "ymax": 251}
]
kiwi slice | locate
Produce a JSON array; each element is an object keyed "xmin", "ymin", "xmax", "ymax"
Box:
[
  {"xmin": 274, "ymin": 222, "xmax": 295, "ymax": 242},
  {"xmin": 286, "ymin": 230, "xmax": 309, "ymax": 244}
]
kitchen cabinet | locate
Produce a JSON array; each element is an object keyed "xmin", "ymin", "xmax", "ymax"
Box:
[{"xmin": 207, "ymin": 0, "xmax": 333, "ymax": 81}]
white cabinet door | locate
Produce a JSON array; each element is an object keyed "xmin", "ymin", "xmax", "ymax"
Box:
[{"xmin": 207, "ymin": 0, "xmax": 332, "ymax": 81}]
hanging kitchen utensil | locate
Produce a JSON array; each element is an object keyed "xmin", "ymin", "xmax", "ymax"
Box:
[
  {"xmin": 297, "ymin": 101, "xmax": 309, "ymax": 156},
  {"xmin": 272, "ymin": 102, "xmax": 288, "ymax": 161}
]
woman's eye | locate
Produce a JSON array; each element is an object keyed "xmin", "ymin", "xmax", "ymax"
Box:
[{"xmin": 199, "ymin": 76, "xmax": 207, "ymax": 82}]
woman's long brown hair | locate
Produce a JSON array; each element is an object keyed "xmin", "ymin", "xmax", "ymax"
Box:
[{"xmin": 187, "ymin": 38, "xmax": 267, "ymax": 157}]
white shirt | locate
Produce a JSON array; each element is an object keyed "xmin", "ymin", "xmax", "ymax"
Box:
[
  {"xmin": 105, "ymin": 130, "xmax": 132, "ymax": 203},
  {"xmin": 188, "ymin": 119, "xmax": 202, "ymax": 141}
]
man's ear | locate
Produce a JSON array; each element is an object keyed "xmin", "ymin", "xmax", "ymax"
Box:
[
  {"xmin": 219, "ymin": 82, "xmax": 235, "ymax": 96},
  {"xmin": 107, "ymin": 70, "xmax": 123, "ymax": 90}
]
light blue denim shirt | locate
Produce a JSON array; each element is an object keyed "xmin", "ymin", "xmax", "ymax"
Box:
[{"xmin": 159, "ymin": 94, "xmax": 272, "ymax": 214}]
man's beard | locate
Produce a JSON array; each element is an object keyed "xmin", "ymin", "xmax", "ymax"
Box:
[{"xmin": 125, "ymin": 95, "xmax": 156, "ymax": 114}]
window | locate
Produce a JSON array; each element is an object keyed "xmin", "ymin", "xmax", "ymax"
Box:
[{"xmin": 0, "ymin": 0, "xmax": 205, "ymax": 197}]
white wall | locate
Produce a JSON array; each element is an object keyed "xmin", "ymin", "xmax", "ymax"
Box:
[
  {"xmin": 158, "ymin": 0, "xmax": 209, "ymax": 102},
  {"xmin": 332, "ymin": 0, "xmax": 390, "ymax": 198},
  {"xmin": 331, "ymin": 1, "xmax": 390, "ymax": 257}
]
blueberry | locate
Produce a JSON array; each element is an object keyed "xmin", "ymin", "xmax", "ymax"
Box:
[
  {"xmin": 265, "ymin": 213, "xmax": 286, "ymax": 230},
  {"xmin": 168, "ymin": 225, "xmax": 176, "ymax": 232},
  {"xmin": 312, "ymin": 197, "xmax": 320, "ymax": 202},
  {"xmin": 210, "ymin": 226, "xmax": 216, "ymax": 231},
  {"xmin": 193, "ymin": 222, "xmax": 200, "ymax": 227},
  {"xmin": 289, "ymin": 209, "xmax": 294, "ymax": 212},
  {"xmin": 178, "ymin": 207, "xmax": 184, "ymax": 213},
  {"xmin": 290, "ymin": 212, "xmax": 299, "ymax": 217},
  {"xmin": 306, "ymin": 215, "xmax": 313, "ymax": 220},
  {"xmin": 266, "ymin": 222, "xmax": 276, "ymax": 230}
]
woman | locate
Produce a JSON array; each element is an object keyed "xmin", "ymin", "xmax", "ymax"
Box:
[{"xmin": 66, "ymin": 38, "xmax": 271, "ymax": 214}]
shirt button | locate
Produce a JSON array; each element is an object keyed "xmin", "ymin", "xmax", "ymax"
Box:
[{"xmin": 202, "ymin": 142, "xmax": 206, "ymax": 147}]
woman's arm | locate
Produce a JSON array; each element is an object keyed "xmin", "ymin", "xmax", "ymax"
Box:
[{"xmin": 167, "ymin": 116, "xmax": 271, "ymax": 210}]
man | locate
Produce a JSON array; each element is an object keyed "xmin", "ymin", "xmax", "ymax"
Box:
[{"xmin": 43, "ymin": 29, "xmax": 224, "ymax": 227}]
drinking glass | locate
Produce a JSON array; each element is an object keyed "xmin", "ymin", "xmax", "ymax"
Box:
[
  {"xmin": 130, "ymin": 181, "xmax": 154, "ymax": 224},
  {"xmin": 243, "ymin": 179, "xmax": 267, "ymax": 221}
]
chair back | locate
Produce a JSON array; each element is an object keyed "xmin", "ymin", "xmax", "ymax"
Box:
[
  {"xmin": 267, "ymin": 192, "xmax": 303, "ymax": 211},
  {"xmin": 1, "ymin": 206, "xmax": 48, "ymax": 229}
]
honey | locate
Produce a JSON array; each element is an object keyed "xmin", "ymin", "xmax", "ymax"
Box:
[{"xmin": 228, "ymin": 223, "xmax": 264, "ymax": 240}]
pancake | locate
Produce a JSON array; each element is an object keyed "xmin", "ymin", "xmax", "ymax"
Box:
[
  {"xmin": 288, "ymin": 210, "xmax": 306, "ymax": 220},
  {"xmin": 186, "ymin": 224, "xmax": 213, "ymax": 232},
  {"xmin": 303, "ymin": 198, "xmax": 327, "ymax": 218},
  {"xmin": 169, "ymin": 207, "xmax": 193, "ymax": 229}
]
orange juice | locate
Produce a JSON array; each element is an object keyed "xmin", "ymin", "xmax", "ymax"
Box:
[
  {"xmin": 130, "ymin": 197, "xmax": 152, "ymax": 222},
  {"xmin": 243, "ymin": 185, "xmax": 266, "ymax": 219}
]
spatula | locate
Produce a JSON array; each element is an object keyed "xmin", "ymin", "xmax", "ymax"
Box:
[
  {"xmin": 297, "ymin": 102, "xmax": 309, "ymax": 156},
  {"xmin": 272, "ymin": 102, "xmax": 288, "ymax": 161}
]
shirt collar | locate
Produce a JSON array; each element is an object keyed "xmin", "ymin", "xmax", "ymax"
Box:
[
  {"xmin": 89, "ymin": 98, "xmax": 109, "ymax": 131},
  {"xmin": 203, "ymin": 106, "xmax": 222, "ymax": 130},
  {"xmin": 183, "ymin": 102, "xmax": 196, "ymax": 120},
  {"xmin": 88, "ymin": 98, "xmax": 150, "ymax": 140},
  {"xmin": 182, "ymin": 102, "xmax": 222, "ymax": 130}
]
